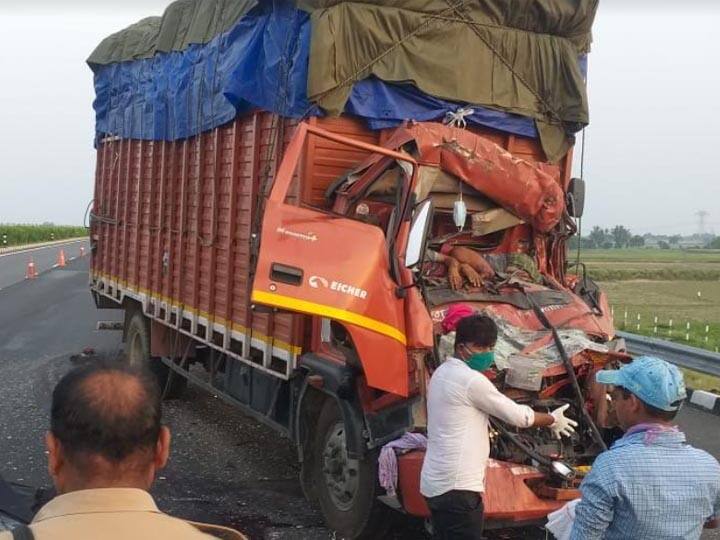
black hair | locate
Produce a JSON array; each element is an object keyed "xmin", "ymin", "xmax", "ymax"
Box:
[
  {"xmin": 51, "ymin": 361, "xmax": 162, "ymax": 463},
  {"xmin": 618, "ymin": 387, "xmax": 679, "ymax": 421},
  {"xmin": 454, "ymin": 314, "xmax": 498, "ymax": 350}
]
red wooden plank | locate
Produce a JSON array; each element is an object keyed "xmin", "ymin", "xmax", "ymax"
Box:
[
  {"xmin": 134, "ymin": 140, "xmax": 144, "ymax": 289},
  {"xmin": 163, "ymin": 141, "xmax": 176, "ymax": 316},
  {"xmin": 223, "ymin": 120, "xmax": 241, "ymax": 337},
  {"xmin": 152, "ymin": 141, "xmax": 165, "ymax": 306},
  {"xmin": 206, "ymin": 129, "xmax": 221, "ymax": 335},
  {"xmin": 96, "ymin": 139, "xmax": 108, "ymax": 277},
  {"xmin": 191, "ymin": 134, "xmax": 203, "ymax": 329},
  {"xmin": 176, "ymin": 139, "xmax": 189, "ymax": 328},
  {"xmin": 121, "ymin": 139, "xmax": 132, "ymax": 285}
]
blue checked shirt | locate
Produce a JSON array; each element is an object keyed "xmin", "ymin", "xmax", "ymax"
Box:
[{"xmin": 570, "ymin": 424, "xmax": 720, "ymax": 540}]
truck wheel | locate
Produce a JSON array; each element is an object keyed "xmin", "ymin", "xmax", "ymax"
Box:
[
  {"xmin": 125, "ymin": 311, "xmax": 187, "ymax": 399},
  {"xmin": 312, "ymin": 399, "xmax": 392, "ymax": 539}
]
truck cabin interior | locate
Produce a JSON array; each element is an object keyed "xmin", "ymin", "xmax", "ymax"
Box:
[{"xmin": 328, "ymin": 156, "xmax": 538, "ymax": 290}]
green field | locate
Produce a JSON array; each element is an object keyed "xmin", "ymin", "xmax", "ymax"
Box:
[
  {"xmin": 576, "ymin": 248, "xmax": 720, "ymax": 263},
  {"xmin": 579, "ymin": 248, "xmax": 720, "ymax": 392},
  {"xmin": 571, "ymin": 248, "xmax": 720, "ymax": 281},
  {"xmin": 0, "ymin": 224, "xmax": 87, "ymax": 247}
]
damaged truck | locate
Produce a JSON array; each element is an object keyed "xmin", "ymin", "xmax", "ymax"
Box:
[{"xmin": 86, "ymin": 0, "xmax": 620, "ymax": 537}]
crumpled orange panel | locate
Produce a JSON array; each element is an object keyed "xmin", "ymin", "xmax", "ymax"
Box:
[{"xmin": 382, "ymin": 123, "xmax": 565, "ymax": 232}]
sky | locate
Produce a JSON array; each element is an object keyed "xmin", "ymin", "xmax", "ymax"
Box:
[{"xmin": 0, "ymin": 1, "xmax": 718, "ymax": 236}]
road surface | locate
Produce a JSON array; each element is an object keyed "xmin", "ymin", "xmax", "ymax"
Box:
[
  {"xmin": 0, "ymin": 255, "xmax": 717, "ymax": 539},
  {"xmin": 0, "ymin": 239, "xmax": 89, "ymax": 290}
]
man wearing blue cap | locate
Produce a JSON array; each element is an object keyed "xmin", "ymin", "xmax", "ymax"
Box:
[{"xmin": 570, "ymin": 356, "xmax": 720, "ymax": 540}]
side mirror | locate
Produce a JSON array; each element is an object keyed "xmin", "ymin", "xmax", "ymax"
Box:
[
  {"xmin": 567, "ymin": 177, "xmax": 585, "ymax": 218},
  {"xmin": 405, "ymin": 199, "xmax": 433, "ymax": 268}
]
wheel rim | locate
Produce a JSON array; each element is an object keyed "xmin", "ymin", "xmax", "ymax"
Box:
[
  {"xmin": 321, "ymin": 421, "xmax": 360, "ymax": 511},
  {"xmin": 128, "ymin": 330, "xmax": 144, "ymax": 366}
]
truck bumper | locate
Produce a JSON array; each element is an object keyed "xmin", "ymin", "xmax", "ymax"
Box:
[{"xmin": 396, "ymin": 450, "xmax": 570, "ymax": 523}]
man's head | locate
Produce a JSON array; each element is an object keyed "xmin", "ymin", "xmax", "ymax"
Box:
[
  {"xmin": 595, "ymin": 356, "xmax": 687, "ymax": 430},
  {"xmin": 454, "ymin": 313, "xmax": 498, "ymax": 358},
  {"xmin": 47, "ymin": 361, "xmax": 171, "ymax": 494}
]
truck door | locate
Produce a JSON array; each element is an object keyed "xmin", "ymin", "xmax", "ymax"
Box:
[{"xmin": 251, "ymin": 123, "xmax": 415, "ymax": 396}]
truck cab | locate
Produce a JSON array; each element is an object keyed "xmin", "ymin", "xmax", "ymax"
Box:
[{"xmin": 248, "ymin": 120, "xmax": 622, "ymax": 536}]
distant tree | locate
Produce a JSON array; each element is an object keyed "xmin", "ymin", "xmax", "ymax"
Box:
[
  {"xmin": 588, "ymin": 226, "xmax": 606, "ymax": 249},
  {"xmin": 669, "ymin": 235, "xmax": 682, "ymax": 246},
  {"xmin": 658, "ymin": 240, "xmax": 671, "ymax": 250},
  {"xmin": 708, "ymin": 236, "xmax": 720, "ymax": 249},
  {"xmin": 611, "ymin": 225, "xmax": 632, "ymax": 248},
  {"xmin": 568, "ymin": 236, "xmax": 596, "ymax": 250},
  {"xmin": 629, "ymin": 235, "xmax": 645, "ymax": 248},
  {"xmin": 602, "ymin": 240, "xmax": 614, "ymax": 249}
]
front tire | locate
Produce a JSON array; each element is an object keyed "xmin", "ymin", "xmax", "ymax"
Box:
[
  {"xmin": 125, "ymin": 311, "xmax": 187, "ymax": 399},
  {"xmin": 311, "ymin": 398, "xmax": 391, "ymax": 539}
]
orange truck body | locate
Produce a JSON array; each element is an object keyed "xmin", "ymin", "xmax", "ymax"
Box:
[{"xmin": 90, "ymin": 110, "xmax": 615, "ymax": 533}]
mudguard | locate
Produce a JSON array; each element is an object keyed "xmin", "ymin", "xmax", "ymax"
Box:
[{"xmin": 295, "ymin": 353, "xmax": 366, "ymax": 458}]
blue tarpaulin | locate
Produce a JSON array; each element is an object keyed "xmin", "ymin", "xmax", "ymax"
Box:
[
  {"xmin": 92, "ymin": 1, "xmax": 538, "ymax": 142},
  {"xmin": 346, "ymin": 79, "xmax": 537, "ymax": 138}
]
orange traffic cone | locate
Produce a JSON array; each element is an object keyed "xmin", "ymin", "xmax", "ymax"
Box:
[
  {"xmin": 57, "ymin": 249, "xmax": 66, "ymax": 267},
  {"xmin": 26, "ymin": 259, "xmax": 37, "ymax": 279}
]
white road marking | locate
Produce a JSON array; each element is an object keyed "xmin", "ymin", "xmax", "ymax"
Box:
[{"xmin": 0, "ymin": 239, "xmax": 86, "ymax": 259}]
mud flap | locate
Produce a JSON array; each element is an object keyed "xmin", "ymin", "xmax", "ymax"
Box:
[{"xmin": 296, "ymin": 354, "xmax": 366, "ymax": 459}]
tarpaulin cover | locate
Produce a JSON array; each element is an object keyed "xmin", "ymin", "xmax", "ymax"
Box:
[
  {"xmin": 306, "ymin": 1, "xmax": 597, "ymax": 160},
  {"xmin": 92, "ymin": 2, "xmax": 311, "ymax": 140},
  {"xmin": 347, "ymin": 78, "xmax": 537, "ymax": 138},
  {"xmin": 89, "ymin": 0, "xmax": 595, "ymax": 160},
  {"xmin": 87, "ymin": 0, "xmax": 258, "ymax": 66},
  {"xmin": 90, "ymin": 1, "xmax": 538, "ymax": 142}
]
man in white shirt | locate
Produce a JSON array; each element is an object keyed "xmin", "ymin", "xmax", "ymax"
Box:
[{"xmin": 421, "ymin": 314, "xmax": 577, "ymax": 540}]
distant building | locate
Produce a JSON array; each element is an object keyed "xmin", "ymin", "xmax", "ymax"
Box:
[{"xmin": 639, "ymin": 234, "xmax": 712, "ymax": 249}]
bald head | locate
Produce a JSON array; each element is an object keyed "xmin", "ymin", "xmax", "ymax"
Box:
[{"xmin": 51, "ymin": 361, "xmax": 162, "ymax": 464}]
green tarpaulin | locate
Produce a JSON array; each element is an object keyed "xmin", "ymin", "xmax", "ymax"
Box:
[
  {"xmin": 305, "ymin": 0, "xmax": 597, "ymax": 160},
  {"xmin": 87, "ymin": 0, "xmax": 257, "ymax": 66}
]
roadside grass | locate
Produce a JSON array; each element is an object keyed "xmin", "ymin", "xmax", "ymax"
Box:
[
  {"xmin": 0, "ymin": 224, "xmax": 87, "ymax": 247},
  {"xmin": 569, "ymin": 248, "xmax": 720, "ymax": 281},
  {"xmin": 598, "ymin": 279, "xmax": 720, "ymax": 393},
  {"xmin": 577, "ymin": 248, "xmax": 720, "ymax": 263},
  {"xmin": 681, "ymin": 369, "xmax": 720, "ymax": 395}
]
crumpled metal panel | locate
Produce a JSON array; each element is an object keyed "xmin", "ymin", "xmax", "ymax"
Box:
[{"xmin": 383, "ymin": 122, "xmax": 565, "ymax": 232}]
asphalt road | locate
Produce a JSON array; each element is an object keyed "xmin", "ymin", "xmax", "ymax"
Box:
[
  {"xmin": 0, "ymin": 256, "xmax": 717, "ymax": 539},
  {"xmin": 0, "ymin": 239, "xmax": 89, "ymax": 290}
]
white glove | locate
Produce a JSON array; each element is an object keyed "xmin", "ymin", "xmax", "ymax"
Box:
[{"xmin": 549, "ymin": 404, "xmax": 578, "ymax": 439}]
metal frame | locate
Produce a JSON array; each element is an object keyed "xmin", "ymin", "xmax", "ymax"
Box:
[
  {"xmin": 619, "ymin": 331, "xmax": 720, "ymax": 377},
  {"xmin": 159, "ymin": 352, "xmax": 291, "ymax": 437},
  {"xmin": 91, "ymin": 277, "xmax": 297, "ymax": 380}
]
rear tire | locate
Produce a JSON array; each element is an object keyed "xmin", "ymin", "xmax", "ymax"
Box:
[
  {"xmin": 125, "ymin": 311, "xmax": 187, "ymax": 399},
  {"xmin": 311, "ymin": 398, "xmax": 392, "ymax": 539}
]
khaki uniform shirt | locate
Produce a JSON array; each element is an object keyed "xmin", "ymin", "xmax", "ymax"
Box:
[{"xmin": 0, "ymin": 488, "xmax": 246, "ymax": 540}]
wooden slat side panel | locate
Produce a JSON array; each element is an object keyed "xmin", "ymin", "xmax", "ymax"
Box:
[
  {"xmin": 212, "ymin": 122, "xmax": 236, "ymax": 327},
  {"xmin": 230, "ymin": 115, "xmax": 258, "ymax": 330},
  {"xmin": 125, "ymin": 140, "xmax": 140, "ymax": 287},
  {"xmin": 95, "ymin": 113, "xmax": 405, "ymax": 359},
  {"xmin": 302, "ymin": 116, "xmax": 380, "ymax": 209},
  {"xmin": 197, "ymin": 130, "xmax": 213, "ymax": 317},
  {"xmin": 248, "ymin": 113, "xmax": 276, "ymax": 340},
  {"xmin": 93, "ymin": 139, "xmax": 108, "ymax": 279},
  {"xmin": 138, "ymin": 140, "xmax": 153, "ymax": 293}
]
